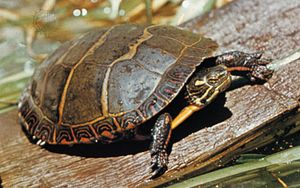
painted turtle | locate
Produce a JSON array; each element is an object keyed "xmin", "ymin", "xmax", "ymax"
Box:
[{"xmin": 18, "ymin": 24, "xmax": 273, "ymax": 178}]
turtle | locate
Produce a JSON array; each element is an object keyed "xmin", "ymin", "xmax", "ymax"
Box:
[{"xmin": 18, "ymin": 24, "xmax": 273, "ymax": 178}]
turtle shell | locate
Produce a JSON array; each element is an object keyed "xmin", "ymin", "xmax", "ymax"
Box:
[{"xmin": 18, "ymin": 24, "xmax": 218, "ymax": 145}]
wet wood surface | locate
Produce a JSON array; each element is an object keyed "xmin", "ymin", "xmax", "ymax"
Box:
[{"xmin": 1, "ymin": 0, "xmax": 300, "ymax": 187}]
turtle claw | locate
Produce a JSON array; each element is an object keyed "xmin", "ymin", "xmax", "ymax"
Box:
[
  {"xmin": 151, "ymin": 167, "xmax": 167, "ymax": 179},
  {"xmin": 248, "ymin": 64, "xmax": 274, "ymax": 82},
  {"xmin": 150, "ymin": 150, "xmax": 168, "ymax": 179},
  {"xmin": 251, "ymin": 51, "xmax": 263, "ymax": 59},
  {"xmin": 216, "ymin": 51, "xmax": 274, "ymax": 81},
  {"xmin": 235, "ymin": 51, "xmax": 274, "ymax": 82},
  {"xmin": 244, "ymin": 53, "xmax": 273, "ymax": 81},
  {"xmin": 248, "ymin": 55, "xmax": 274, "ymax": 82},
  {"xmin": 36, "ymin": 139, "xmax": 46, "ymax": 146},
  {"xmin": 256, "ymin": 58, "xmax": 272, "ymax": 65}
]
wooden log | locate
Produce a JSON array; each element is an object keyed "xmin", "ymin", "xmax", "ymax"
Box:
[{"xmin": 1, "ymin": 0, "xmax": 300, "ymax": 187}]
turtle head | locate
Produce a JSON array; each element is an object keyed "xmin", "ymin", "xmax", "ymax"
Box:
[{"xmin": 186, "ymin": 65, "xmax": 231, "ymax": 107}]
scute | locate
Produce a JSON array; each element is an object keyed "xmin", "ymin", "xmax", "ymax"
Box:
[
  {"xmin": 30, "ymin": 41, "xmax": 75, "ymax": 121},
  {"xmin": 42, "ymin": 64, "xmax": 72, "ymax": 122},
  {"xmin": 108, "ymin": 58, "xmax": 162, "ymax": 114},
  {"xmin": 134, "ymin": 44, "xmax": 177, "ymax": 75},
  {"xmin": 144, "ymin": 35, "xmax": 185, "ymax": 56},
  {"xmin": 61, "ymin": 28, "xmax": 109, "ymax": 67},
  {"xmin": 62, "ymin": 63, "xmax": 107, "ymax": 124},
  {"xmin": 91, "ymin": 24, "xmax": 145, "ymax": 66},
  {"xmin": 61, "ymin": 24, "xmax": 146, "ymax": 124},
  {"xmin": 147, "ymin": 25, "xmax": 200, "ymax": 45}
]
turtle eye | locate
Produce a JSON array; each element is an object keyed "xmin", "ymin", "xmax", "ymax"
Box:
[
  {"xmin": 207, "ymin": 71, "xmax": 225, "ymax": 85},
  {"xmin": 200, "ymin": 98, "xmax": 207, "ymax": 104}
]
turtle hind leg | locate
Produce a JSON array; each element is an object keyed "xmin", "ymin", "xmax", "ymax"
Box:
[
  {"xmin": 215, "ymin": 51, "xmax": 273, "ymax": 81},
  {"xmin": 149, "ymin": 113, "xmax": 172, "ymax": 179}
]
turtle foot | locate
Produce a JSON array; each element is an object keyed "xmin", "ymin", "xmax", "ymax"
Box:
[
  {"xmin": 149, "ymin": 113, "xmax": 172, "ymax": 179},
  {"xmin": 216, "ymin": 51, "xmax": 274, "ymax": 82},
  {"xmin": 242, "ymin": 52, "xmax": 274, "ymax": 81},
  {"xmin": 247, "ymin": 53, "xmax": 274, "ymax": 82},
  {"xmin": 150, "ymin": 150, "xmax": 168, "ymax": 179},
  {"xmin": 247, "ymin": 63, "xmax": 274, "ymax": 82}
]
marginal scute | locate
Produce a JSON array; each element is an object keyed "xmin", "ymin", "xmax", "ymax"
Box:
[
  {"xmin": 33, "ymin": 118, "xmax": 54, "ymax": 143},
  {"xmin": 138, "ymin": 93, "xmax": 167, "ymax": 118},
  {"xmin": 55, "ymin": 125, "xmax": 74, "ymax": 144},
  {"xmin": 19, "ymin": 96, "xmax": 32, "ymax": 120},
  {"xmin": 73, "ymin": 125, "xmax": 96, "ymax": 143},
  {"xmin": 91, "ymin": 118, "xmax": 122, "ymax": 143},
  {"xmin": 167, "ymin": 64, "xmax": 195, "ymax": 83},
  {"xmin": 177, "ymin": 56, "xmax": 200, "ymax": 67},
  {"xmin": 24, "ymin": 106, "xmax": 42, "ymax": 135},
  {"xmin": 153, "ymin": 77, "xmax": 180, "ymax": 103},
  {"xmin": 116, "ymin": 110, "xmax": 144, "ymax": 129}
]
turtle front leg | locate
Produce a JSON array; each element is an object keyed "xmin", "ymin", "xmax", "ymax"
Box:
[
  {"xmin": 150, "ymin": 113, "xmax": 172, "ymax": 179},
  {"xmin": 215, "ymin": 51, "xmax": 273, "ymax": 81}
]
